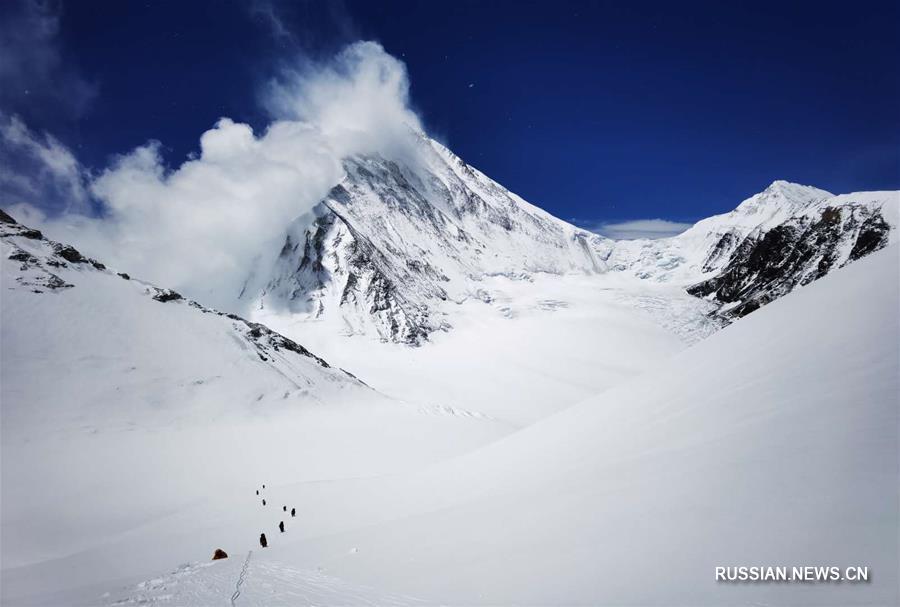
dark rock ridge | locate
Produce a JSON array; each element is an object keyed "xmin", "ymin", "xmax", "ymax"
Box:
[
  {"xmin": 272, "ymin": 199, "xmax": 441, "ymax": 344},
  {"xmin": 687, "ymin": 202, "xmax": 892, "ymax": 318}
]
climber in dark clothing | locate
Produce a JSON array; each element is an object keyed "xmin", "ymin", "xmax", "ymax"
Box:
[
  {"xmin": 259, "ymin": 533, "xmax": 268, "ymax": 548},
  {"xmin": 256, "ymin": 490, "xmax": 259, "ymax": 496},
  {"xmin": 278, "ymin": 521, "xmax": 285, "ymax": 533},
  {"xmin": 262, "ymin": 499, "xmax": 266, "ymax": 506},
  {"xmin": 291, "ymin": 507, "xmax": 296, "ymax": 517},
  {"xmin": 283, "ymin": 505, "xmax": 287, "ymax": 512}
]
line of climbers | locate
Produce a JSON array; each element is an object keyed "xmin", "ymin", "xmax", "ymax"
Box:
[{"xmin": 256, "ymin": 484, "xmax": 296, "ymax": 549}]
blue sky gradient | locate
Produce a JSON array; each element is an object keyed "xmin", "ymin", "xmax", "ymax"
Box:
[{"xmin": 1, "ymin": 0, "xmax": 897, "ymax": 226}]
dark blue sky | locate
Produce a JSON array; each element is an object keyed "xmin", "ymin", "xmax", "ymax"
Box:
[{"xmin": 3, "ymin": 0, "xmax": 898, "ymax": 224}]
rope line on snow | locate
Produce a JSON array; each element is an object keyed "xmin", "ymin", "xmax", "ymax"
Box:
[{"xmin": 231, "ymin": 550, "xmax": 253, "ymax": 606}]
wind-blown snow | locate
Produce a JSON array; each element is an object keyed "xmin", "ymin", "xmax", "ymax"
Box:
[{"xmin": 3, "ymin": 42, "xmax": 425, "ymax": 312}]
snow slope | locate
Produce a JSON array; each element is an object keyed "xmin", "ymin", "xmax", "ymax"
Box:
[
  {"xmin": 257, "ymin": 270, "xmax": 718, "ymax": 426},
  {"xmin": 91, "ymin": 244, "xmax": 898, "ymax": 606},
  {"xmin": 0, "ymin": 211, "xmax": 509, "ymax": 597}
]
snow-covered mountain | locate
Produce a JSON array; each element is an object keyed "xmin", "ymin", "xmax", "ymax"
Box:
[
  {"xmin": 243, "ymin": 137, "xmax": 897, "ymax": 342},
  {"xmin": 246, "ymin": 136, "xmax": 610, "ymax": 344},
  {"xmin": 608, "ymin": 180, "xmax": 898, "ymax": 317}
]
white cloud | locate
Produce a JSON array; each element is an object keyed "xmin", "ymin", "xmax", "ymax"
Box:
[
  {"xmin": 7, "ymin": 41, "xmax": 423, "ymax": 312},
  {"xmin": 0, "ymin": 113, "xmax": 89, "ymax": 212},
  {"xmin": 262, "ymin": 41, "xmax": 422, "ymax": 159},
  {"xmin": 579, "ymin": 218, "xmax": 694, "ymax": 240}
]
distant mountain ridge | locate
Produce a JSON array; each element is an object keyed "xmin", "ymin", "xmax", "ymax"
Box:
[
  {"xmin": 5, "ymin": 136, "xmax": 894, "ymax": 346},
  {"xmin": 242, "ymin": 135, "xmax": 897, "ymax": 343}
]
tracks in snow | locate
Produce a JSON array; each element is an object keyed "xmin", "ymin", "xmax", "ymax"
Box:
[
  {"xmin": 112, "ymin": 556, "xmax": 427, "ymax": 605},
  {"xmin": 230, "ymin": 551, "xmax": 252, "ymax": 606}
]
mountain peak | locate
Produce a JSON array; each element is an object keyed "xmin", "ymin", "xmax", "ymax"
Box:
[
  {"xmin": 250, "ymin": 139, "xmax": 608, "ymax": 344},
  {"xmin": 765, "ymin": 179, "xmax": 832, "ymax": 195},
  {"xmin": 733, "ymin": 180, "xmax": 833, "ymax": 221}
]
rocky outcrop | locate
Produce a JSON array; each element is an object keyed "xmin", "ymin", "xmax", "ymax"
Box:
[{"xmin": 686, "ymin": 197, "xmax": 894, "ymax": 318}]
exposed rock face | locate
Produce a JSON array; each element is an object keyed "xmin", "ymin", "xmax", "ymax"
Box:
[
  {"xmin": 151, "ymin": 288, "xmax": 184, "ymax": 303},
  {"xmin": 683, "ymin": 193, "xmax": 895, "ymax": 319},
  {"xmin": 1, "ymin": 213, "xmax": 101, "ymax": 293},
  {"xmin": 212, "ymin": 549, "xmax": 228, "ymax": 560},
  {"xmin": 262, "ymin": 201, "xmax": 442, "ymax": 344}
]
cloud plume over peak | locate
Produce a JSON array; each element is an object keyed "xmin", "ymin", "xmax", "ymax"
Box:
[
  {"xmin": 263, "ymin": 41, "xmax": 422, "ymax": 157},
  {"xmin": 1, "ymin": 41, "xmax": 425, "ymax": 312}
]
